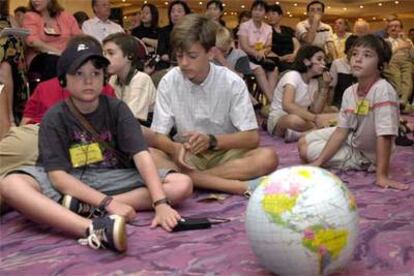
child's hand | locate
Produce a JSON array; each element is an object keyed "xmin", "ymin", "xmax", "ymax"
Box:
[
  {"xmin": 151, "ymin": 204, "xmax": 181, "ymax": 232},
  {"xmin": 183, "ymin": 131, "xmax": 210, "ymax": 155},
  {"xmin": 106, "ymin": 200, "xmax": 137, "ymax": 222},
  {"xmin": 377, "ymin": 177, "xmax": 409, "ymax": 190},
  {"xmin": 322, "ymin": 71, "xmax": 332, "ymax": 86},
  {"xmin": 172, "ymin": 143, "xmax": 195, "ymax": 171}
]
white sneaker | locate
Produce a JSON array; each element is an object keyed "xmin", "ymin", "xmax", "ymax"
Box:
[{"xmin": 284, "ymin": 129, "xmax": 302, "ymax": 143}]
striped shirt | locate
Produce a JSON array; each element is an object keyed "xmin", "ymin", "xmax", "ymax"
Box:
[{"xmin": 338, "ymin": 79, "xmax": 399, "ymax": 163}]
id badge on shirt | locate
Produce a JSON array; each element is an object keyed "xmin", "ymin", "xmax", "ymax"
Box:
[
  {"xmin": 69, "ymin": 143, "xmax": 103, "ymax": 168},
  {"xmin": 355, "ymin": 99, "xmax": 370, "ymax": 115}
]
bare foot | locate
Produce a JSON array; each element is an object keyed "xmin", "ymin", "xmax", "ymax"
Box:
[{"xmin": 377, "ymin": 179, "xmax": 409, "ymax": 190}]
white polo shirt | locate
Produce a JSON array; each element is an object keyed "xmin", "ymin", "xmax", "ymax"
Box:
[
  {"xmin": 82, "ymin": 17, "xmax": 124, "ymax": 43},
  {"xmin": 296, "ymin": 19, "xmax": 334, "ymax": 50}
]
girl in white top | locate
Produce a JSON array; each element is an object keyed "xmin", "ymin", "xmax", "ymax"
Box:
[
  {"xmin": 267, "ymin": 45, "xmax": 336, "ymax": 142},
  {"xmin": 103, "ymin": 33, "xmax": 156, "ymax": 126}
]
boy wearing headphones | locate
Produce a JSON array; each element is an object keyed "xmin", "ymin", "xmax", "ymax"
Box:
[
  {"xmin": 0, "ymin": 38, "xmax": 192, "ymax": 252},
  {"xmin": 298, "ymin": 35, "xmax": 408, "ymax": 190}
]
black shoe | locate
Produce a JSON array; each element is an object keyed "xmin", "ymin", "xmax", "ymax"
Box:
[
  {"xmin": 61, "ymin": 195, "xmax": 105, "ymax": 218},
  {"xmin": 79, "ymin": 215, "xmax": 127, "ymax": 252}
]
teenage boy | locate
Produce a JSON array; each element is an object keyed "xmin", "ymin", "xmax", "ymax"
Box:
[
  {"xmin": 151, "ymin": 14, "xmax": 279, "ymax": 196},
  {"xmin": 0, "ymin": 38, "xmax": 192, "ymax": 252}
]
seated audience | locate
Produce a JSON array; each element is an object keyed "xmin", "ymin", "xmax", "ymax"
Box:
[
  {"xmin": 296, "ymin": 0, "xmax": 337, "ymax": 62},
  {"xmin": 23, "ymin": 0, "xmax": 80, "ymax": 66},
  {"xmin": 103, "ymin": 33, "xmax": 156, "ymax": 126},
  {"xmin": 82, "ymin": 0, "xmax": 124, "ymax": 43},
  {"xmin": 73, "ymin": 11, "xmax": 89, "ymax": 29},
  {"xmin": 353, "ymin": 19, "xmax": 370, "ymax": 37},
  {"xmin": 299, "ymin": 35, "xmax": 408, "ymax": 191},
  {"xmin": 384, "ymin": 18, "xmax": 414, "ymax": 113},
  {"xmin": 267, "ymin": 45, "xmax": 337, "ymax": 143},
  {"xmin": 151, "ymin": 14, "xmax": 279, "ymax": 196},
  {"xmin": 267, "ymin": 4, "xmax": 300, "ymax": 73},
  {"xmin": 238, "ymin": 0, "xmax": 278, "ymax": 101},
  {"xmin": 329, "ymin": 35, "xmax": 358, "ymax": 108},
  {"xmin": 131, "ymin": 4, "xmax": 159, "ymax": 54},
  {"xmin": 0, "ymin": 0, "xmax": 29, "ymax": 127},
  {"xmin": 212, "ymin": 26, "xmax": 252, "ymax": 77},
  {"xmin": 232, "ymin": 10, "xmax": 251, "ymax": 45},
  {"xmin": 0, "ymin": 36, "xmax": 192, "ymax": 253},
  {"xmin": 205, "ymin": 0, "xmax": 225, "ymax": 26},
  {"xmin": 157, "ymin": 0, "xmax": 191, "ymax": 70},
  {"xmin": 13, "ymin": 6, "xmax": 28, "ymax": 28},
  {"xmin": 333, "ymin": 18, "xmax": 352, "ymax": 58}
]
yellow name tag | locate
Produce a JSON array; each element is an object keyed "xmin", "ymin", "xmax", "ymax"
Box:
[
  {"xmin": 69, "ymin": 143, "xmax": 103, "ymax": 168},
  {"xmin": 355, "ymin": 99, "xmax": 370, "ymax": 115}
]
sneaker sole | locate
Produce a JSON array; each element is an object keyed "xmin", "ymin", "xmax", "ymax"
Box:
[{"xmin": 110, "ymin": 215, "xmax": 127, "ymax": 252}]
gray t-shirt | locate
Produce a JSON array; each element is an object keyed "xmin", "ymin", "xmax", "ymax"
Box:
[{"xmin": 39, "ymin": 95, "xmax": 147, "ymax": 172}]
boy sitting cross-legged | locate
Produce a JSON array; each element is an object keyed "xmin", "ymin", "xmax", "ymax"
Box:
[{"xmin": 0, "ymin": 38, "xmax": 192, "ymax": 252}]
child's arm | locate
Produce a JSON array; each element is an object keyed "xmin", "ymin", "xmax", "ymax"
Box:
[
  {"xmin": 133, "ymin": 150, "xmax": 181, "ymax": 232},
  {"xmin": 48, "ymin": 170, "xmax": 137, "ymax": 221},
  {"xmin": 375, "ymin": 135, "xmax": 409, "ymax": 190},
  {"xmin": 310, "ymin": 72, "xmax": 331, "ymax": 114},
  {"xmin": 311, "ymin": 127, "xmax": 349, "ymax": 167},
  {"xmin": 282, "ymin": 84, "xmax": 319, "ymax": 122}
]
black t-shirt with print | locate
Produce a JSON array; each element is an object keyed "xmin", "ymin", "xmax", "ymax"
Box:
[{"xmin": 38, "ymin": 95, "xmax": 147, "ymax": 172}]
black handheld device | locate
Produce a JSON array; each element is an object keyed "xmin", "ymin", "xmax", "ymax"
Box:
[{"xmin": 172, "ymin": 218, "xmax": 212, "ymax": 232}]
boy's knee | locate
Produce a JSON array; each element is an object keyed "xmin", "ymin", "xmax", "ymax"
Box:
[
  {"xmin": 259, "ymin": 147, "xmax": 279, "ymax": 174},
  {"xmin": 298, "ymin": 136, "xmax": 309, "ymax": 163},
  {"xmin": 166, "ymin": 173, "xmax": 193, "ymax": 200}
]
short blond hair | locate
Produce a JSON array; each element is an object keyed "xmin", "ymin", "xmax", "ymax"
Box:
[
  {"xmin": 215, "ymin": 26, "xmax": 232, "ymax": 49},
  {"xmin": 171, "ymin": 14, "xmax": 219, "ymax": 53}
]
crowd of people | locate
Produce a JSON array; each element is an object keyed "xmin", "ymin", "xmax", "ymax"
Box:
[{"xmin": 0, "ymin": 0, "xmax": 412, "ymax": 253}]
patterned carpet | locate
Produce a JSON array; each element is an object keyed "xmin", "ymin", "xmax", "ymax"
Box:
[{"xmin": 1, "ymin": 117, "xmax": 413, "ymax": 275}]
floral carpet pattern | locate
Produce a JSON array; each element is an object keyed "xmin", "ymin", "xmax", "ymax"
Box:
[{"xmin": 1, "ymin": 117, "xmax": 413, "ymax": 275}]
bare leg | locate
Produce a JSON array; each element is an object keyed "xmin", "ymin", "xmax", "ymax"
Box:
[
  {"xmin": 274, "ymin": 114, "xmax": 314, "ymax": 137},
  {"xmin": 0, "ymin": 85, "xmax": 10, "ymax": 139},
  {"xmin": 298, "ymin": 136, "xmax": 310, "ymax": 163},
  {"xmin": 1, "ymin": 174, "xmax": 90, "ymax": 237},
  {"xmin": 253, "ymin": 67, "xmax": 273, "ymax": 101},
  {"xmin": 184, "ymin": 147, "xmax": 278, "ymax": 195},
  {"xmin": 113, "ymin": 173, "xmax": 192, "ymax": 210},
  {"xmin": 267, "ymin": 68, "xmax": 278, "ymax": 96},
  {"xmin": 0, "ymin": 62, "xmax": 14, "ymax": 125}
]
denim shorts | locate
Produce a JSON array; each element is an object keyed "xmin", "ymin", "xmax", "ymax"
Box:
[{"xmin": 12, "ymin": 166, "xmax": 171, "ymax": 202}]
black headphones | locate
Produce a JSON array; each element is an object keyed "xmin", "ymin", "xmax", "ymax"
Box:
[{"xmin": 58, "ymin": 73, "xmax": 108, "ymax": 88}]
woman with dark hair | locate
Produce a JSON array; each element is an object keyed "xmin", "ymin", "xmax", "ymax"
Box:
[
  {"xmin": 131, "ymin": 4, "xmax": 160, "ymax": 54},
  {"xmin": 267, "ymin": 45, "xmax": 336, "ymax": 142},
  {"xmin": 156, "ymin": 0, "xmax": 191, "ymax": 70},
  {"xmin": 0, "ymin": 0, "xmax": 29, "ymax": 131},
  {"xmin": 22, "ymin": 0, "xmax": 80, "ymax": 66},
  {"xmin": 206, "ymin": 0, "xmax": 225, "ymax": 26},
  {"xmin": 267, "ymin": 4, "xmax": 300, "ymax": 73}
]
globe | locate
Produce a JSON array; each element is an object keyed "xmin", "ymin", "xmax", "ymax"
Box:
[{"xmin": 245, "ymin": 166, "xmax": 359, "ymax": 276}]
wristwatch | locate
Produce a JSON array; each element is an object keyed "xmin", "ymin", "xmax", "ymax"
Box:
[
  {"xmin": 152, "ymin": 197, "xmax": 171, "ymax": 208},
  {"xmin": 208, "ymin": 134, "xmax": 218, "ymax": 150}
]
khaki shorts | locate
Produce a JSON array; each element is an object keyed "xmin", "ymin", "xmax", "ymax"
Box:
[
  {"xmin": 0, "ymin": 124, "xmax": 39, "ymax": 179},
  {"xmin": 267, "ymin": 109, "xmax": 287, "ymax": 136},
  {"xmin": 186, "ymin": 149, "xmax": 249, "ymax": 171},
  {"xmin": 304, "ymin": 127, "xmax": 371, "ymax": 170}
]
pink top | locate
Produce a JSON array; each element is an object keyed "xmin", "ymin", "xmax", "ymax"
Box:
[
  {"xmin": 238, "ymin": 19, "xmax": 272, "ymax": 49},
  {"xmin": 23, "ymin": 11, "xmax": 80, "ymax": 66}
]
